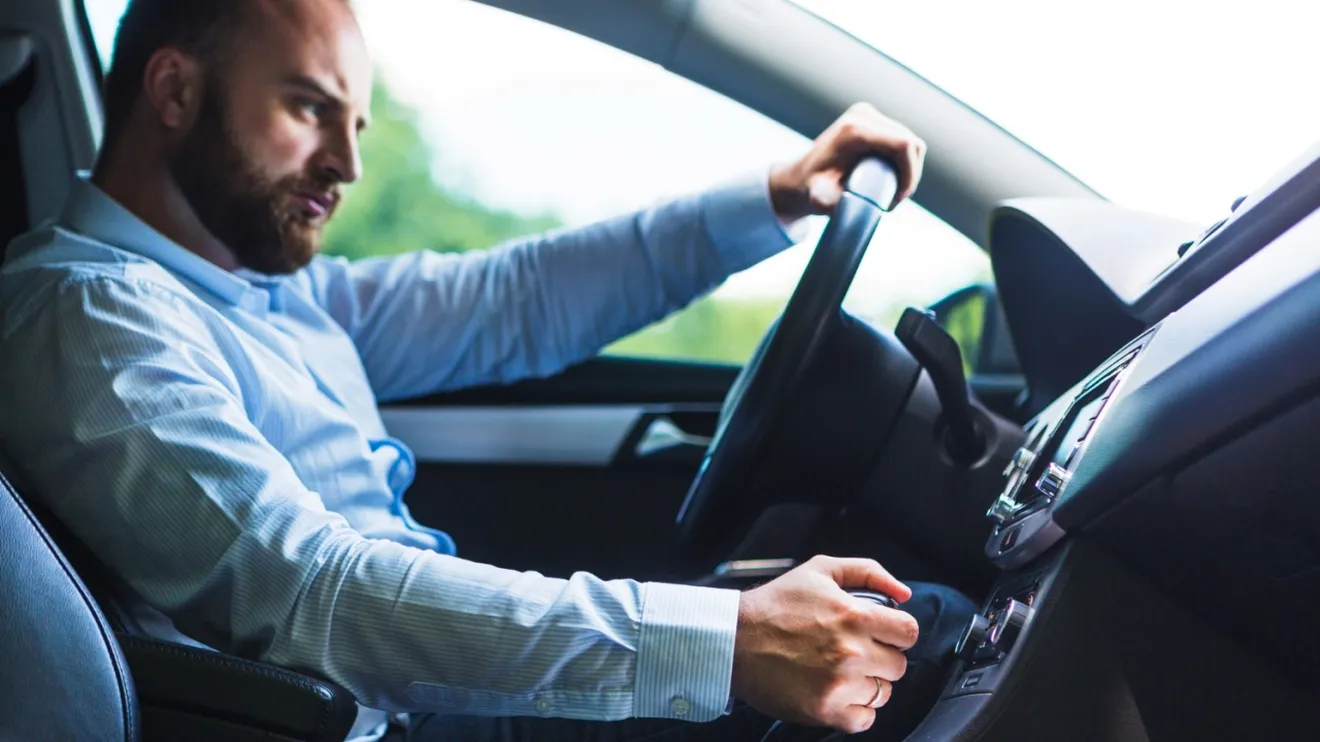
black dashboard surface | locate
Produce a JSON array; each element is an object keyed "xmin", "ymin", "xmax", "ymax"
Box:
[
  {"xmin": 992, "ymin": 201, "xmax": 1320, "ymax": 686},
  {"xmin": 989, "ymin": 139, "xmax": 1320, "ymax": 413}
]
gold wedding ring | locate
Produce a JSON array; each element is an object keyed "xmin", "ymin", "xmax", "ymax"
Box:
[{"xmin": 867, "ymin": 676, "xmax": 886, "ymax": 708}]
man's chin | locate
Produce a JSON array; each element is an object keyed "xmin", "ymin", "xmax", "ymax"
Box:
[{"xmin": 236, "ymin": 242, "xmax": 319, "ymax": 275}]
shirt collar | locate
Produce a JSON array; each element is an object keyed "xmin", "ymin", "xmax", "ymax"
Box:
[{"xmin": 60, "ymin": 176, "xmax": 274, "ymax": 314}]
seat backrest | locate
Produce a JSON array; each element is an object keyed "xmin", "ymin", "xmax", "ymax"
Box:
[
  {"xmin": 0, "ymin": 463, "xmax": 139, "ymax": 741},
  {"xmin": 0, "ymin": 34, "xmax": 137, "ymax": 739}
]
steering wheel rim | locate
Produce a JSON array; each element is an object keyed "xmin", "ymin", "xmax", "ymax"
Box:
[{"xmin": 673, "ymin": 157, "xmax": 900, "ymax": 570}]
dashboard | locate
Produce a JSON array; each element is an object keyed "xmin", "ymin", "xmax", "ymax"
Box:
[
  {"xmin": 906, "ymin": 140, "xmax": 1320, "ymax": 738},
  {"xmin": 980, "ymin": 174, "xmax": 1320, "ymax": 684}
]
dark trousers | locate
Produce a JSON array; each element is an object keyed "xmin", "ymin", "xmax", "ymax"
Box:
[{"xmin": 385, "ymin": 582, "xmax": 976, "ymax": 742}]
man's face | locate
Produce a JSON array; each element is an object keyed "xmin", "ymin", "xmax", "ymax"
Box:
[{"xmin": 169, "ymin": 0, "xmax": 372, "ymax": 275}]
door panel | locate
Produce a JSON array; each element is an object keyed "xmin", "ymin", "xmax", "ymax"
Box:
[
  {"xmin": 391, "ymin": 358, "xmax": 734, "ymax": 581},
  {"xmin": 406, "ymin": 462, "xmax": 697, "ymax": 582}
]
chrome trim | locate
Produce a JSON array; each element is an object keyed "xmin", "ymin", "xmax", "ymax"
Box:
[
  {"xmin": 381, "ymin": 405, "xmax": 648, "ymax": 465},
  {"xmin": 712, "ymin": 558, "xmax": 797, "ymax": 578},
  {"xmin": 634, "ymin": 416, "xmax": 712, "ymax": 457}
]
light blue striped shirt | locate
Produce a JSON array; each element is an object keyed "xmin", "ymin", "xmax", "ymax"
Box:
[{"xmin": 0, "ymin": 174, "xmax": 793, "ymax": 737}]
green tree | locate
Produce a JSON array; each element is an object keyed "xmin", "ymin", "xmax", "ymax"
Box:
[{"xmin": 322, "ymin": 80, "xmax": 560, "ymax": 260}]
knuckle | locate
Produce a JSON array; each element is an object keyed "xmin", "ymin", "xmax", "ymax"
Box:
[
  {"xmin": 841, "ymin": 714, "xmax": 866, "ymax": 735},
  {"xmin": 839, "ymin": 603, "xmax": 869, "ymax": 628},
  {"xmin": 904, "ymin": 615, "xmax": 921, "ymax": 645},
  {"xmin": 887, "ymin": 652, "xmax": 909, "ymax": 681},
  {"xmin": 826, "ymin": 636, "xmax": 860, "ymax": 664}
]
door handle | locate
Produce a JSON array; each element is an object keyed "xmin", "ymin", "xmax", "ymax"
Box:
[{"xmin": 634, "ymin": 416, "xmax": 713, "ymax": 458}]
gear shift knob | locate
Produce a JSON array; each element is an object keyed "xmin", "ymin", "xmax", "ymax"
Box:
[{"xmin": 848, "ymin": 590, "xmax": 899, "ymax": 610}]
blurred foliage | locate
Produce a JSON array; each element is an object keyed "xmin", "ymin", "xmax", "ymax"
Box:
[
  {"xmin": 321, "ymin": 80, "xmax": 561, "ymax": 260},
  {"xmin": 939, "ymin": 288, "xmax": 988, "ymax": 375},
  {"xmin": 605, "ymin": 296, "xmax": 786, "ymax": 365}
]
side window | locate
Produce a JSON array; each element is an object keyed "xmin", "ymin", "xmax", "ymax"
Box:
[{"xmin": 82, "ymin": 0, "xmax": 990, "ymax": 366}]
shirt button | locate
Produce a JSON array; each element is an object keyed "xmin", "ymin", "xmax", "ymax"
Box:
[
  {"xmin": 535, "ymin": 698, "xmax": 552, "ymax": 714},
  {"xmin": 671, "ymin": 697, "xmax": 691, "ymax": 716}
]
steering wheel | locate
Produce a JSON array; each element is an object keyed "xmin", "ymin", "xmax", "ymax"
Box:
[{"xmin": 674, "ymin": 157, "xmax": 901, "ymax": 570}]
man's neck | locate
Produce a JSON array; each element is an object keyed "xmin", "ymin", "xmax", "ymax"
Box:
[{"xmin": 91, "ymin": 158, "xmax": 240, "ymax": 272}]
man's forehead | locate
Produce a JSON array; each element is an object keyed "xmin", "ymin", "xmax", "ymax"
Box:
[{"xmin": 240, "ymin": 0, "xmax": 372, "ymax": 112}]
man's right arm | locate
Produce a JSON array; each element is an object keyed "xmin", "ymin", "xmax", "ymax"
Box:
[{"xmin": 0, "ymin": 275, "xmax": 740, "ymax": 722}]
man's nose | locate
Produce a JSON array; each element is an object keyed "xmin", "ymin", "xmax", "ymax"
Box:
[{"xmin": 318, "ymin": 124, "xmax": 362, "ymax": 185}]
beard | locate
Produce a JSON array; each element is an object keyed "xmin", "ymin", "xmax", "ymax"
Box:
[{"xmin": 169, "ymin": 80, "xmax": 340, "ymax": 275}]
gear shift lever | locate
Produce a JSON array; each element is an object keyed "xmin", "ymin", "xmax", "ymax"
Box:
[{"xmin": 896, "ymin": 307, "xmax": 985, "ymax": 463}]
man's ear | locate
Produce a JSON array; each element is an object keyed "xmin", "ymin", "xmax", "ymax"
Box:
[{"xmin": 141, "ymin": 48, "xmax": 205, "ymax": 132}]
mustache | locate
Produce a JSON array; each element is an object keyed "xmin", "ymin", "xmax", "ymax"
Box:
[
  {"xmin": 288, "ymin": 177, "xmax": 343, "ymax": 199},
  {"xmin": 284, "ymin": 175, "xmax": 344, "ymax": 215}
]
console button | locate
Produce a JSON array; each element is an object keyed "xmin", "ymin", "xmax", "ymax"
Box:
[
  {"xmin": 990, "ymin": 448, "xmax": 1038, "ymax": 522},
  {"xmin": 987, "ymin": 493, "xmax": 1019, "ymax": 525},
  {"xmin": 1003, "ymin": 447, "xmax": 1036, "ymax": 477},
  {"xmin": 1036, "ymin": 463, "xmax": 1072, "ymax": 500},
  {"xmin": 987, "ymin": 599, "xmax": 1034, "ymax": 654}
]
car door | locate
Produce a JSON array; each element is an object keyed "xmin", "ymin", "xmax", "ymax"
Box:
[{"xmin": 75, "ymin": 0, "xmax": 1001, "ymax": 582}]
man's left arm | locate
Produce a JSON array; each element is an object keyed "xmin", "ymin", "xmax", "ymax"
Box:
[
  {"xmin": 304, "ymin": 173, "xmax": 792, "ymax": 402},
  {"xmin": 307, "ymin": 103, "xmax": 927, "ymax": 402}
]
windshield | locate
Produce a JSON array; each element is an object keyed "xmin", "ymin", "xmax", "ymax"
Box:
[{"xmin": 794, "ymin": 0, "xmax": 1320, "ymax": 226}]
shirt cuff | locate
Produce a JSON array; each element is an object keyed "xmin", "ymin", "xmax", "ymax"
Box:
[
  {"xmin": 699, "ymin": 169, "xmax": 807, "ymax": 275},
  {"xmin": 633, "ymin": 582, "xmax": 741, "ymax": 721}
]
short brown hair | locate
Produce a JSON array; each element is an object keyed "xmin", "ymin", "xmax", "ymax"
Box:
[{"xmin": 99, "ymin": 0, "xmax": 253, "ymax": 158}]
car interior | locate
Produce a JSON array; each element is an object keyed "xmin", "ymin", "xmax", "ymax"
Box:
[{"xmin": 2, "ymin": 0, "xmax": 1319, "ymax": 740}]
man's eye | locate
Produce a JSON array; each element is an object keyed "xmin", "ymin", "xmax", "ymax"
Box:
[{"xmin": 296, "ymin": 99, "xmax": 324, "ymax": 119}]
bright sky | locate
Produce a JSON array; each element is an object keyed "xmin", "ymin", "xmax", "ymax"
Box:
[
  {"xmin": 82, "ymin": 0, "xmax": 1320, "ymax": 316},
  {"xmin": 797, "ymin": 0, "xmax": 1320, "ymax": 225}
]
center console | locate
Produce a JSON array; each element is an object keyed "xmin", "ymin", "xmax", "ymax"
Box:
[
  {"xmin": 907, "ymin": 262, "xmax": 1320, "ymax": 739},
  {"xmin": 982, "ymin": 326, "xmax": 1156, "ymax": 571}
]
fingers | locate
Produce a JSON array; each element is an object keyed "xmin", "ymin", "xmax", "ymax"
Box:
[
  {"xmin": 836, "ymin": 102, "xmax": 926, "ymax": 207},
  {"xmin": 819, "ymin": 676, "xmax": 891, "ymax": 734},
  {"xmin": 875, "ymin": 606, "xmax": 920, "ymax": 652},
  {"xmin": 860, "ymin": 676, "xmax": 893, "ymax": 709},
  {"xmin": 808, "ymin": 172, "xmax": 846, "ymax": 213},
  {"xmin": 812, "ymin": 555, "xmax": 913, "ymax": 603},
  {"xmin": 834, "ymin": 705, "xmax": 878, "ymax": 736}
]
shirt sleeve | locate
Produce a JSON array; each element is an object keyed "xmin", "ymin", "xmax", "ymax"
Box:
[
  {"xmin": 303, "ymin": 171, "xmax": 796, "ymax": 402},
  {"xmin": 0, "ymin": 275, "xmax": 740, "ymax": 721}
]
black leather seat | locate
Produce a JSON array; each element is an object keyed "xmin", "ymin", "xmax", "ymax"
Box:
[
  {"xmin": 0, "ymin": 467, "xmax": 139, "ymax": 741},
  {"xmin": 1, "ymin": 34, "xmax": 357, "ymax": 742}
]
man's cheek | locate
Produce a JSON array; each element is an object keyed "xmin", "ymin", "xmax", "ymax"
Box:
[{"xmin": 247, "ymin": 122, "xmax": 314, "ymax": 181}]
